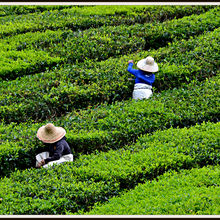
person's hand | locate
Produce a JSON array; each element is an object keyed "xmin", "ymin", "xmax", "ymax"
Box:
[
  {"xmin": 128, "ymin": 60, "xmax": 134, "ymax": 64},
  {"xmin": 36, "ymin": 162, "xmax": 42, "ymax": 168},
  {"xmin": 36, "ymin": 159, "xmax": 45, "ymax": 168}
]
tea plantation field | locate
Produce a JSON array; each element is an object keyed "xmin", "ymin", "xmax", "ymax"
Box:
[{"xmin": 0, "ymin": 5, "xmax": 219, "ymax": 215}]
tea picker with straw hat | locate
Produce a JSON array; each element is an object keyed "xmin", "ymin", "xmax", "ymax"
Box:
[
  {"xmin": 36, "ymin": 123, "xmax": 73, "ymax": 168},
  {"xmin": 127, "ymin": 56, "xmax": 158, "ymax": 100}
]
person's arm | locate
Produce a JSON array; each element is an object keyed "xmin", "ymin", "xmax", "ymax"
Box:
[
  {"xmin": 44, "ymin": 143, "xmax": 64, "ymax": 164},
  {"xmin": 127, "ymin": 62, "xmax": 137, "ymax": 76}
]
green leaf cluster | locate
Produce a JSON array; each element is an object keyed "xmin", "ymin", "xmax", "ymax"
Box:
[
  {"xmin": 0, "ymin": 122, "xmax": 219, "ymax": 214},
  {"xmin": 84, "ymin": 165, "xmax": 220, "ymax": 215},
  {"xmin": 0, "ymin": 6, "xmax": 219, "ymax": 215},
  {"xmin": 0, "ymin": 7, "xmax": 218, "ymax": 81},
  {"xmin": 0, "ymin": 27, "xmax": 219, "ymax": 123},
  {"xmin": 0, "ymin": 5, "xmax": 73, "ymax": 17},
  {"xmin": 0, "ymin": 74, "xmax": 219, "ymax": 176},
  {"xmin": 0, "ymin": 5, "xmax": 212, "ymax": 38}
]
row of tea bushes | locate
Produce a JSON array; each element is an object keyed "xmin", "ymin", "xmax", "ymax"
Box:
[
  {"xmin": 0, "ymin": 27, "xmax": 219, "ymax": 123},
  {"xmin": 0, "ymin": 29, "xmax": 68, "ymax": 80},
  {"xmin": 64, "ymin": 75, "xmax": 220, "ymax": 154},
  {"xmin": 0, "ymin": 49, "xmax": 63, "ymax": 81},
  {"xmin": 0, "ymin": 5, "xmax": 213, "ymax": 38},
  {"xmin": 60, "ymin": 5, "xmax": 213, "ymax": 17},
  {"xmin": 1, "ymin": 71, "xmax": 220, "ymax": 146},
  {"xmin": 0, "ymin": 25, "xmax": 145, "ymax": 80},
  {"xmin": 144, "ymin": 6, "xmax": 220, "ymax": 49},
  {"xmin": 0, "ymin": 170, "xmax": 120, "ymax": 215},
  {"xmin": 0, "ymin": 75, "xmax": 219, "ymax": 177},
  {"xmin": 0, "ymin": 5, "xmax": 74, "ymax": 17},
  {"xmin": 36, "ymin": 7, "xmax": 220, "ymax": 63},
  {"xmin": 0, "ymin": 121, "xmax": 219, "ymax": 214},
  {"xmin": 84, "ymin": 165, "xmax": 220, "ymax": 215},
  {"xmin": 0, "ymin": 7, "xmax": 219, "ymax": 81}
]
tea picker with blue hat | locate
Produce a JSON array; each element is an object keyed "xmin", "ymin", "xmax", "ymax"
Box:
[{"xmin": 127, "ymin": 56, "xmax": 158, "ymax": 100}]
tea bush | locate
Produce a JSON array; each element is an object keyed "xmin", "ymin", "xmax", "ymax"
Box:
[
  {"xmin": 0, "ymin": 5, "xmax": 213, "ymax": 38},
  {"xmin": 0, "ymin": 5, "xmax": 73, "ymax": 17},
  {"xmin": 0, "ymin": 49, "xmax": 62, "ymax": 81},
  {"xmin": 0, "ymin": 74, "xmax": 219, "ymax": 176},
  {"xmin": 0, "ymin": 7, "xmax": 219, "ymax": 81},
  {"xmin": 0, "ymin": 29, "xmax": 67, "ymax": 80},
  {"xmin": 84, "ymin": 165, "xmax": 220, "ymax": 215},
  {"xmin": 0, "ymin": 170, "xmax": 120, "ymax": 215},
  {"xmin": 0, "ymin": 27, "xmax": 219, "ymax": 123},
  {"xmin": 0, "ymin": 6, "xmax": 219, "ymax": 215},
  {"xmin": 39, "ymin": 7, "xmax": 220, "ymax": 63},
  {"xmin": 0, "ymin": 121, "xmax": 219, "ymax": 214},
  {"xmin": 144, "ymin": 6, "xmax": 220, "ymax": 49}
]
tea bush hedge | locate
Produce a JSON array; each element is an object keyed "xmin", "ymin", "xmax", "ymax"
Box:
[
  {"xmin": 0, "ymin": 5, "xmax": 73, "ymax": 17},
  {"xmin": 0, "ymin": 7, "xmax": 219, "ymax": 81},
  {"xmin": 48, "ymin": 6, "xmax": 220, "ymax": 61},
  {"xmin": 144, "ymin": 6, "xmax": 220, "ymax": 50},
  {"xmin": 84, "ymin": 165, "xmax": 220, "ymax": 215},
  {"xmin": 0, "ymin": 27, "xmax": 219, "ymax": 123},
  {"xmin": 0, "ymin": 74, "xmax": 219, "ymax": 177},
  {"xmin": 0, "ymin": 6, "xmax": 219, "ymax": 215},
  {"xmin": 0, "ymin": 5, "xmax": 213, "ymax": 38},
  {"xmin": 0, "ymin": 49, "xmax": 62, "ymax": 81},
  {"xmin": 0, "ymin": 170, "xmax": 120, "ymax": 215},
  {"xmin": 35, "ymin": 6, "xmax": 220, "ymax": 62},
  {"xmin": 0, "ymin": 29, "xmax": 67, "ymax": 80},
  {"xmin": 0, "ymin": 121, "xmax": 219, "ymax": 214},
  {"xmin": 61, "ymin": 5, "xmax": 212, "ymax": 17}
]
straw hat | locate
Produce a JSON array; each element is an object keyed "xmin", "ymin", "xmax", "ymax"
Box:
[
  {"xmin": 37, "ymin": 123, "xmax": 66, "ymax": 143},
  {"xmin": 137, "ymin": 56, "xmax": 158, "ymax": 72}
]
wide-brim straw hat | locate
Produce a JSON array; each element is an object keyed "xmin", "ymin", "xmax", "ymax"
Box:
[
  {"xmin": 37, "ymin": 123, "xmax": 66, "ymax": 143},
  {"xmin": 137, "ymin": 56, "xmax": 158, "ymax": 72}
]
